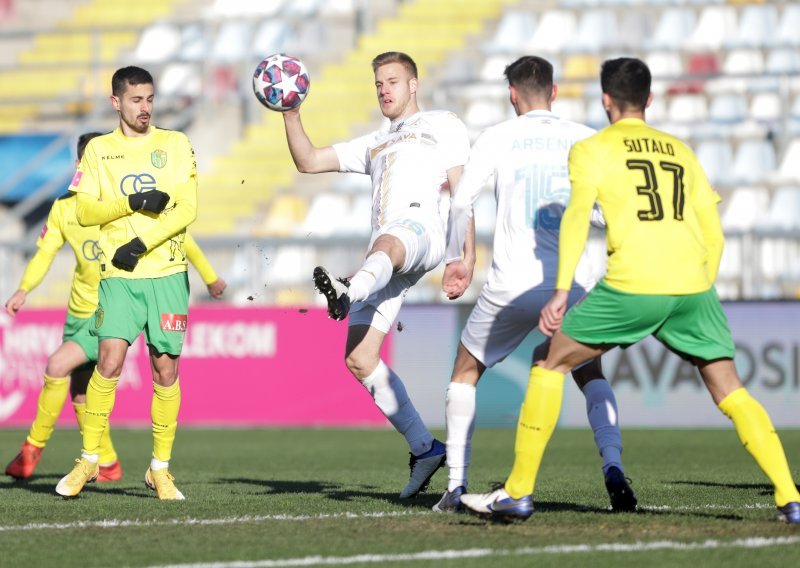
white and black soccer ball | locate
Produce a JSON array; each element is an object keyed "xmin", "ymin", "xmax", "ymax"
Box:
[{"xmin": 252, "ymin": 53, "xmax": 310, "ymax": 112}]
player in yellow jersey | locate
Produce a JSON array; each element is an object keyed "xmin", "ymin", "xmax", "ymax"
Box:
[
  {"xmin": 461, "ymin": 58, "xmax": 800, "ymax": 523},
  {"xmin": 55, "ymin": 66, "xmax": 199, "ymax": 500},
  {"xmin": 5, "ymin": 132, "xmax": 225, "ymax": 482}
]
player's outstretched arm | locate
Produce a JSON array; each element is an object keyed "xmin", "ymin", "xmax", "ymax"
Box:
[
  {"xmin": 282, "ymin": 108, "xmax": 340, "ymax": 173},
  {"xmin": 4, "ymin": 289, "xmax": 27, "ymax": 317}
]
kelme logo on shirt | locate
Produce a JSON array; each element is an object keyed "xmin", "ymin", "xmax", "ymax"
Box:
[
  {"xmin": 151, "ymin": 149, "xmax": 167, "ymax": 168},
  {"xmin": 161, "ymin": 313, "xmax": 187, "ymax": 332}
]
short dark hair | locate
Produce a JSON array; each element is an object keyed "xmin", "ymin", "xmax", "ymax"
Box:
[
  {"xmin": 600, "ymin": 58, "xmax": 651, "ymax": 112},
  {"xmin": 77, "ymin": 132, "xmax": 102, "ymax": 161},
  {"xmin": 111, "ymin": 66, "xmax": 154, "ymax": 97},
  {"xmin": 372, "ymin": 52, "xmax": 418, "ymax": 78},
  {"xmin": 504, "ymin": 55, "xmax": 553, "ymax": 98}
]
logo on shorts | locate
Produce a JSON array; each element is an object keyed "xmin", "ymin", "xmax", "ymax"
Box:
[
  {"xmin": 161, "ymin": 313, "xmax": 187, "ymax": 332},
  {"xmin": 95, "ymin": 308, "xmax": 104, "ymax": 329},
  {"xmin": 151, "ymin": 149, "xmax": 167, "ymax": 168}
]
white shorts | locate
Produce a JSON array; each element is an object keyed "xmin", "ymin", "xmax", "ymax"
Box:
[
  {"xmin": 460, "ymin": 285, "xmax": 588, "ymax": 368},
  {"xmin": 348, "ymin": 215, "xmax": 444, "ymax": 334}
]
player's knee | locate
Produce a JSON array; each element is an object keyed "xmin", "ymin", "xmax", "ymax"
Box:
[
  {"xmin": 44, "ymin": 356, "xmax": 71, "ymax": 378},
  {"xmin": 95, "ymin": 359, "xmax": 123, "ymax": 379},
  {"xmin": 345, "ymin": 352, "xmax": 375, "ymax": 381}
]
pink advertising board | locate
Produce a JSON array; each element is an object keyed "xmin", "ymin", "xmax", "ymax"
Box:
[{"xmin": 0, "ymin": 307, "xmax": 391, "ymax": 427}]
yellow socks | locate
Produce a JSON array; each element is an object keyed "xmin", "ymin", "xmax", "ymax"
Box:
[
  {"xmin": 505, "ymin": 367, "xmax": 565, "ymax": 499},
  {"xmin": 27, "ymin": 374, "xmax": 70, "ymax": 448},
  {"xmin": 75, "ymin": 402, "xmax": 118, "ymax": 465},
  {"xmin": 82, "ymin": 368, "xmax": 118, "ymax": 456},
  {"xmin": 152, "ymin": 379, "xmax": 181, "ymax": 462},
  {"xmin": 718, "ymin": 388, "xmax": 800, "ymax": 506}
]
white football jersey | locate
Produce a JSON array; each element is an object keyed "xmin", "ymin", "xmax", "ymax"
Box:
[
  {"xmin": 447, "ymin": 110, "xmax": 601, "ymax": 302},
  {"xmin": 334, "ymin": 110, "xmax": 470, "ymax": 234}
]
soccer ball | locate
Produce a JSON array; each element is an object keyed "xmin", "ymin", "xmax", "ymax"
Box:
[{"xmin": 252, "ymin": 53, "xmax": 310, "ymax": 112}]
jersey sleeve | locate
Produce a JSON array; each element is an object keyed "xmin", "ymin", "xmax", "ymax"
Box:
[
  {"xmin": 557, "ymin": 141, "xmax": 599, "ymax": 290},
  {"xmin": 19, "ymin": 203, "xmax": 65, "ymax": 291},
  {"xmin": 184, "ymin": 233, "xmax": 218, "ymax": 285},
  {"xmin": 445, "ymin": 128, "xmax": 496, "ymax": 262},
  {"xmin": 333, "ymin": 131, "xmax": 376, "ymax": 174}
]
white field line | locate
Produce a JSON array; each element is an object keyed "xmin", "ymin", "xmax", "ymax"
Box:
[
  {"xmin": 0, "ymin": 502, "xmax": 781, "ymax": 532},
  {"xmin": 150, "ymin": 537, "xmax": 800, "ymax": 568}
]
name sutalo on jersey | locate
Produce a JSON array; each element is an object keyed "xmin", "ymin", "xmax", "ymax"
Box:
[{"xmin": 623, "ymin": 138, "xmax": 675, "ymax": 156}]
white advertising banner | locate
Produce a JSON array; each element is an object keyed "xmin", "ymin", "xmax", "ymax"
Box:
[{"xmin": 395, "ymin": 302, "xmax": 800, "ymax": 428}]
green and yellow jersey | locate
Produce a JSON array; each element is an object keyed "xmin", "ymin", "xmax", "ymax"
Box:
[
  {"xmin": 68, "ymin": 126, "xmax": 198, "ymax": 280},
  {"xmin": 559, "ymin": 118, "xmax": 724, "ymax": 295},
  {"xmin": 20, "ymin": 193, "xmax": 99, "ymax": 318}
]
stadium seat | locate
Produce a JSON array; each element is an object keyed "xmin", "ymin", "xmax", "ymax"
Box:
[
  {"xmin": 159, "ymin": 63, "xmax": 202, "ymax": 97},
  {"xmin": 695, "ymin": 140, "xmax": 734, "ymax": 187},
  {"xmin": 482, "ymin": 11, "xmax": 536, "ymax": 55},
  {"xmin": 297, "ymin": 193, "xmax": 350, "ymax": 237},
  {"xmin": 720, "ymin": 186, "xmax": 770, "ymax": 232},
  {"xmin": 731, "ymin": 140, "xmax": 776, "ymax": 185},
  {"xmin": 687, "ymin": 6, "xmax": 737, "ymax": 51},
  {"xmin": 775, "ymin": 139, "xmax": 800, "ymax": 182},
  {"xmin": 334, "ymin": 193, "xmax": 372, "ymax": 237},
  {"xmin": 211, "ymin": 21, "xmax": 253, "ymax": 63},
  {"xmin": 618, "ymin": 10, "xmax": 655, "ymax": 52},
  {"xmin": 667, "ymin": 94, "xmax": 708, "ymax": 124},
  {"xmin": 646, "ymin": 52, "xmax": 683, "ymax": 80},
  {"xmin": 464, "ymin": 100, "xmax": 506, "ymax": 130},
  {"xmin": 775, "ymin": 5, "xmax": 800, "ymax": 48},
  {"xmin": 765, "ymin": 48, "xmax": 800, "ymax": 75},
  {"xmin": 178, "ymin": 24, "xmax": 210, "ymax": 62},
  {"xmin": 723, "ymin": 49, "xmax": 764, "ymax": 77},
  {"xmin": 727, "ymin": 4, "xmax": 777, "ymax": 49},
  {"xmin": 648, "ymin": 8, "xmax": 695, "ymax": 51},
  {"xmin": 552, "ymin": 98, "xmax": 585, "ymax": 124},
  {"xmin": 134, "ymin": 24, "xmax": 182, "ymax": 63},
  {"xmin": 708, "ymin": 94, "xmax": 748, "ymax": 124},
  {"xmin": 564, "ymin": 10, "xmax": 618, "ymax": 53},
  {"xmin": 479, "ymin": 55, "xmax": 510, "ymax": 82},
  {"xmin": 525, "ymin": 10, "xmax": 577, "ymax": 53},
  {"xmin": 251, "ymin": 19, "xmax": 292, "ymax": 57},
  {"xmin": 749, "ymin": 92, "xmax": 782, "ymax": 124}
]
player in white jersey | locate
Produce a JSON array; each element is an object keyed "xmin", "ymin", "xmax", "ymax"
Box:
[
  {"xmin": 281, "ymin": 52, "xmax": 472, "ymax": 499},
  {"xmin": 435, "ymin": 56, "xmax": 636, "ymax": 513}
]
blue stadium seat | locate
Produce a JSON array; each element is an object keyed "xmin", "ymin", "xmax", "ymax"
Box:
[
  {"xmin": 695, "ymin": 140, "xmax": 734, "ymax": 187},
  {"xmin": 728, "ymin": 4, "xmax": 777, "ymax": 49}
]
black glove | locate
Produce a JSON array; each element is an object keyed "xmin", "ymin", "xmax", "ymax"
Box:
[
  {"xmin": 111, "ymin": 238, "xmax": 147, "ymax": 271},
  {"xmin": 129, "ymin": 190, "xmax": 170, "ymax": 214}
]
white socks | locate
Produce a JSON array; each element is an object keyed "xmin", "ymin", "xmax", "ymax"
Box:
[
  {"xmin": 81, "ymin": 452, "xmax": 98, "ymax": 463},
  {"xmin": 583, "ymin": 378, "xmax": 624, "ymax": 474},
  {"xmin": 361, "ymin": 360, "xmax": 433, "ymax": 456},
  {"xmin": 347, "ymin": 251, "xmax": 394, "ymax": 302},
  {"xmin": 150, "ymin": 458, "xmax": 169, "ymax": 471},
  {"xmin": 444, "ymin": 382, "xmax": 476, "ymax": 491}
]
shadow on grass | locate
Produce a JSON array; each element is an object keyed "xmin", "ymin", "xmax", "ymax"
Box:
[
  {"xmin": 1, "ymin": 475, "xmax": 154, "ymax": 499},
  {"xmin": 668, "ymin": 479, "xmax": 783, "ymax": 496}
]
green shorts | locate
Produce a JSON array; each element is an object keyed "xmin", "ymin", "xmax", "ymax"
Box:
[
  {"xmin": 561, "ymin": 280, "xmax": 735, "ymax": 361},
  {"xmin": 92, "ymin": 273, "xmax": 189, "ymax": 356},
  {"xmin": 63, "ymin": 313, "xmax": 98, "ymax": 362}
]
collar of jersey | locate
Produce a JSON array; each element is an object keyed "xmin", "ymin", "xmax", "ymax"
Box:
[
  {"xmin": 523, "ymin": 109, "xmax": 558, "ymax": 120},
  {"xmin": 113, "ymin": 125, "xmax": 156, "ymax": 142},
  {"xmin": 389, "ymin": 111, "xmax": 420, "ymax": 132}
]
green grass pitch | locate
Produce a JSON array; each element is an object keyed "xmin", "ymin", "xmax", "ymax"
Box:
[{"xmin": 1, "ymin": 427, "xmax": 799, "ymax": 567}]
